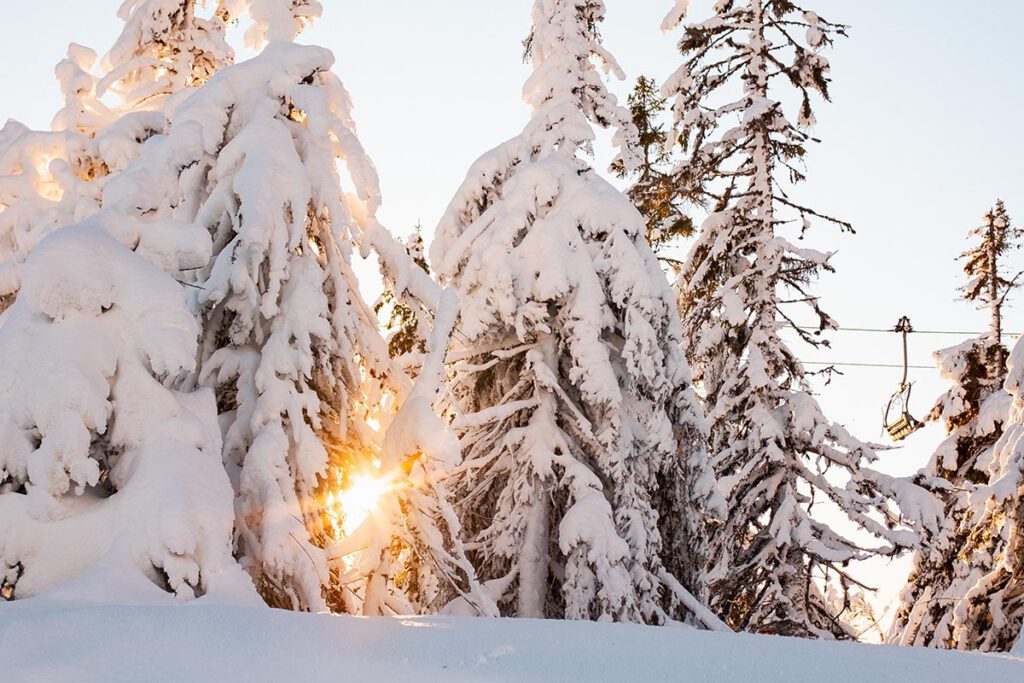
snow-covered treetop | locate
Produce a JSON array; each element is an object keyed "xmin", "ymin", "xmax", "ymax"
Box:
[
  {"xmin": 226, "ymin": 0, "xmax": 324, "ymax": 48},
  {"xmin": 522, "ymin": 0, "xmax": 638, "ymax": 169},
  {"xmin": 960, "ymin": 200, "xmax": 1022, "ymax": 313},
  {"xmin": 668, "ymin": 0, "xmax": 853, "ymax": 351},
  {"xmin": 99, "ymin": 0, "xmax": 234, "ymax": 109},
  {"xmin": 663, "ymin": 0, "xmax": 848, "ymax": 224},
  {"xmin": 663, "ymin": 0, "xmax": 843, "ymax": 126},
  {"xmin": 433, "ymin": 0, "xmax": 643, "ymax": 270},
  {"xmin": 925, "ymin": 336, "xmax": 1010, "ymax": 476},
  {"xmin": 931, "ymin": 336, "xmax": 1006, "ymax": 425}
]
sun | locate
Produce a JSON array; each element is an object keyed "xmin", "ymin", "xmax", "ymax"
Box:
[{"xmin": 331, "ymin": 473, "xmax": 393, "ymax": 537}]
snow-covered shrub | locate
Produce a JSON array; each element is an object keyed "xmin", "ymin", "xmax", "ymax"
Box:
[
  {"xmin": 330, "ymin": 291, "xmax": 498, "ymax": 617},
  {"xmin": 0, "ymin": 212, "xmax": 244, "ymax": 602}
]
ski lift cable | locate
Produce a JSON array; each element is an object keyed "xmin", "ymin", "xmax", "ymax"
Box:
[
  {"xmin": 786, "ymin": 321, "xmax": 1019, "ymax": 370},
  {"xmin": 780, "ymin": 322, "xmax": 1021, "ymax": 337},
  {"xmin": 803, "ymin": 361, "xmax": 933, "ymax": 369}
]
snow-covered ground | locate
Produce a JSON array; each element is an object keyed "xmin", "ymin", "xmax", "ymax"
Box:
[{"xmin": 3, "ymin": 596, "xmax": 1023, "ymax": 682}]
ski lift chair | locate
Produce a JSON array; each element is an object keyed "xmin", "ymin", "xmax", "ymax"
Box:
[{"xmin": 883, "ymin": 316, "xmax": 924, "ymax": 441}]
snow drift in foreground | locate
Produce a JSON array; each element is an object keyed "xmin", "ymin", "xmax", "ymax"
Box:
[{"xmin": 3, "ymin": 595, "xmax": 1023, "ymax": 682}]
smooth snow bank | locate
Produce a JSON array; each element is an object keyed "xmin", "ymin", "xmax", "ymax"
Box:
[{"xmin": 2, "ymin": 600, "xmax": 1022, "ymax": 682}]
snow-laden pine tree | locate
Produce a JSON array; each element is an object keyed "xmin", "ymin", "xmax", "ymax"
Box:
[
  {"xmin": 102, "ymin": 5, "xmax": 482, "ymax": 615},
  {"xmin": 614, "ymin": 75, "xmax": 693, "ymax": 259},
  {"xmin": 0, "ymin": 211, "xmax": 249, "ymax": 602},
  {"xmin": 910, "ymin": 337, "xmax": 1024, "ymax": 651},
  {"xmin": 663, "ymin": 1, "xmax": 941, "ymax": 637},
  {"xmin": 889, "ymin": 338, "xmax": 1011, "ymax": 648},
  {"xmin": 432, "ymin": 0, "xmax": 723, "ymax": 627},
  {"xmin": 891, "ymin": 202, "xmax": 1022, "ymax": 649}
]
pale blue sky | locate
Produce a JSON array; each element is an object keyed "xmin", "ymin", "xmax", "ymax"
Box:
[{"xmin": 3, "ymin": 1, "xmax": 1023, "ymax": 619}]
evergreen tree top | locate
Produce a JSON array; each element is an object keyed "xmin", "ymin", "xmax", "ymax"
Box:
[
  {"xmin": 615, "ymin": 75, "xmax": 695, "ymax": 256},
  {"xmin": 522, "ymin": 0, "xmax": 638, "ymax": 169},
  {"xmin": 960, "ymin": 200, "xmax": 1023, "ymax": 308}
]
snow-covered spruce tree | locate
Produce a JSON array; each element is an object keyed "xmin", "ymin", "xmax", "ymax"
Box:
[
  {"xmin": 613, "ymin": 75, "xmax": 693, "ymax": 260},
  {"xmin": 965, "ymin": 336, "xmax": 1024, "ymax": 652},
  {"xmin": 912, "ymin": 337, "xmax": 1024, "ymax": 651},
  {"xmin": 432, "ymin": 0, "xmax": 723, "ymax": 627},
  {"xmin": 664, "ymin": 1, "xmax": 940, "ymax": 637},
  {"xmin": 891, "ymin": 202, "xmax": 1022, "ymax": 649},
  {"xmin": 102, "ymin": 7, "xmax": 481, "ymax": 615},
  {"xmin": 0, "ymin": 211, "xmax": 248, "ymax": 602},
  {"xmin": 889, "ymin": 338, "xmax": 1011, "ymax": 648}
]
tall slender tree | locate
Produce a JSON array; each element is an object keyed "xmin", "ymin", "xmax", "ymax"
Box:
[
  {"xmin": 891, "ymin": 202, "xmax": 1022, "ymax": 649},
  {"xmin": 663, "ymin": 0, "xmax": 940, "ymax": 637},
  {"xmin": 960, "ymin": 201, "xmax": 1022, "ymax": 372},
  {"xmin": 432, "ymin": 0, "xmax": 723, "ymax": 627}
]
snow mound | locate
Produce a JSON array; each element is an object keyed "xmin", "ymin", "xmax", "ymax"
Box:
[{"xmin": 2, "ymin": 600, "xmax": 1022, "ymax": 682}]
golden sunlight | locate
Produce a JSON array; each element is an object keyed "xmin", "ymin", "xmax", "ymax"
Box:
[
  {"xmin": 331, "ymin": 472, "xmax": 394, "ymax": 537},
  {"xmin": 33, "ymin": 153, "xmax": 64, "ymax": 201}
]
